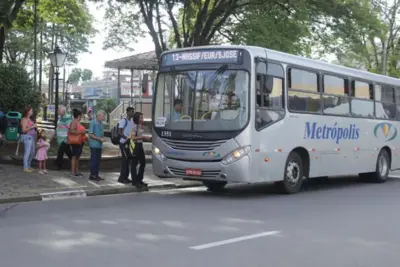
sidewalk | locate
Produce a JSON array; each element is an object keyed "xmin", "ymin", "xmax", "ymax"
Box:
[{"xmin": 0, "ymin": 164, "xmax": 202, "ymax": 204}]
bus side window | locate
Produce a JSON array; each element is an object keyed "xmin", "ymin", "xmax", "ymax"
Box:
[
  {"xmin": 351, "ymin": 80, "xmax": 374, "ymax": 118},
  {"xmin": 288, "ymin": 68, "xmax": 320, "ymax": 113},
  {"xmin": 255, "ymin": 62, "xmax": 284, "ymax": 130},
  {"xmin": 375, "ymin": 84, "xmax": 396, "ymax": 120}
]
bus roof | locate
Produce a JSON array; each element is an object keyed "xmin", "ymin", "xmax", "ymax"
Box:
[{"xmin": 162, "ymin": 45, "xmax": 400, "ymax": 87}]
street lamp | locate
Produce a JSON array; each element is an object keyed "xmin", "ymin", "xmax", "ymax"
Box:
[{"xmin": 49, "ymin": 46, "xmax": 67, "ymax": 127}]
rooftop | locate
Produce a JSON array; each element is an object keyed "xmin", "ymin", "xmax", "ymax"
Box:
[{"xmin": 104, "ymin": 51, "xmax": 158, "ymax": 70}]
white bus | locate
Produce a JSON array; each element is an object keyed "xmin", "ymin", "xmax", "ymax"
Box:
[{"xmin": 151, "ymin": 45, "xmax": 400, "ymax": 193}]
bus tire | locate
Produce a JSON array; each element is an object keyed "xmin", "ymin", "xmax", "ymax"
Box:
[
  {"xmin": 278, "ymin": 152, "xmax": 304, "ymax": 194},
  {"xmin": 359, "ymin": 149, "xmax": 390, "ymax": 183},
  {"xmin": 203, "ymin": 181, "xmax": 227, "ymax": 192},
  {"xmin": 372, "ymin": 149, "xmax": 390, "ymax": 183}
]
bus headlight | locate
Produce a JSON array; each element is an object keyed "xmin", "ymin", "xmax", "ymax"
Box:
[
  {"xmin": 222, "ymin": 146, "xmax": 250, "ymax": 165},
  {"xmin": 153, "ymin": 146, "xmax": 160, "ymax": 155},
  {"xmin": 153, "ymin": 146, "xmax": 165, "ymax": 159}
]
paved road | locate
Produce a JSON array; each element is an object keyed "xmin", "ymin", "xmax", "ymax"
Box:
[{"xmin": 1, "ymin": 175, "xmax": 400, "ymax": 267}]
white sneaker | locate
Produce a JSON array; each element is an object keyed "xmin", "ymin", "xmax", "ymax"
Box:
[{"xmin": 38, "ymin": 170, "xmax": 44, "ymax": 175}]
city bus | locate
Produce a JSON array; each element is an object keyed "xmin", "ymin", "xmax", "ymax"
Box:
[{"xmin": 151, "ymin": 45, "xmax": 400, "ymax": 194}]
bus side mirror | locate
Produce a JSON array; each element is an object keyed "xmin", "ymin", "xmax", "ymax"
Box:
[{"xmin": 142, "ymin": 74, "xmax": 148, "ymax": 94}]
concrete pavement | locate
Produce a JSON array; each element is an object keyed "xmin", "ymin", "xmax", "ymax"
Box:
[
  {"xmin": 2, "ymin": 175, "xmax": 400, "ymax": 267},
  {"xmin": 0, "ymin": 163, "xmax": 201, "ymax": 204}
]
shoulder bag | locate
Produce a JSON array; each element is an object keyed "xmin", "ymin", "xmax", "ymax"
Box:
[{"xmin": 122, "ymin": 126, "xmax": 139, "ymax": 159}]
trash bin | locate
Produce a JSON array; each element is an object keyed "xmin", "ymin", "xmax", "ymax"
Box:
[{"xmin": 5, "ymin": 111, "xmax": 22, "ymax": 141}]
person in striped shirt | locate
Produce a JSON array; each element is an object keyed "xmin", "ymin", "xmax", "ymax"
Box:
[{"xmin": 55, "ymin": 105, "xmax": 72, "ymax": 170}]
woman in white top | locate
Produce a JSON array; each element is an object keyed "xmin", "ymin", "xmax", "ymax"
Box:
[{"xmin": 130, "ymin": 112, "xmax": 151, "ymax": 189}]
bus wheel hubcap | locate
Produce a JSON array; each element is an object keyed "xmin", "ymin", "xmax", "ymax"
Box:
[
  {"xmin": 286, "ymin": 161, "xmax": 300, "ymax": 185},
  {"xmin": 379, "ymin": 156, "xmax": 388, "ymax": 177}
]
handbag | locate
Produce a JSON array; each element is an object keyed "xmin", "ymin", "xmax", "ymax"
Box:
[
  {"xmin": 67, "ymin": 122, "xmax": 83, "ymax": 145},
  {"xmin": 67, "ymin": 133, "xmax": 82, "ymax": 145},
  {"xmin": 122, "ymin": 127, "xmax": 139, "ymax": 159}
]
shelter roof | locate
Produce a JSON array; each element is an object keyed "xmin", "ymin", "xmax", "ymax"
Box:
[{"xmin": 104, "ymin": 51, "xmax": 158, "ymax": 70}]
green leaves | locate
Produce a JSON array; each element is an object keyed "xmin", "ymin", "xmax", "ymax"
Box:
[
  {"xmin": 95, "ymin": 98, "xmax": 117, "ymax": 122},
  {"xmin": 103, "ymin": 0, "xmax": 145, "ymax": 52},
  {"xmin": 2, "ymin": 0, "xmax": 95, "ymax": 65},
  {"xmin": 67, "ymin": 67, "xmax": 93, "ymax": 84},
  {"xmin": 0, "ymin": 63, "xmax": 41, "ymax": 112}
]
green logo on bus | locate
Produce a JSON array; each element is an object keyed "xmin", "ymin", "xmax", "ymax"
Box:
[
  {"xmin": 374, "ymin": 122, "xmax": 397, "ymax": 141},
  {"xmin": 202, "ymin": 151, "xmax": 220, "ymax": 157}
]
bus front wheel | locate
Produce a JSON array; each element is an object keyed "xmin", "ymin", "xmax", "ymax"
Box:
[
  {"xmin": 203, "ymin": 181, "xmax": 227, "ymax": 192},
  {"xmin": 278, "ymin": 152, "xmax": 304, "ymax": 194}
]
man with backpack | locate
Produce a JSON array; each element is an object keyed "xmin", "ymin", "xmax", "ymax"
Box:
[{"xmin": 117, "ymin": 107, "xmax": 135, "ymax": 183}]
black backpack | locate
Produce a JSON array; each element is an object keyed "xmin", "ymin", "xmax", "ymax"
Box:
[{"xmin": 110, "ymin": 118, "xmax": 128, "ymax": 145}]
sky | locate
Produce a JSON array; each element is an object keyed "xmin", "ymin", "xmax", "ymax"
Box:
[{"xmin": 74, "ymin": 2, "xmax": 154, "ymax": 79}]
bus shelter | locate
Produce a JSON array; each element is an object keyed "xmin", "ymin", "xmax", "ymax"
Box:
[{"xmin": 104, "ymin": 51, "xmax": 158, "ymax": 122}]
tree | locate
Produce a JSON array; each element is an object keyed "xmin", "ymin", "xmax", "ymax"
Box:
[
  {"xmin": 2, "ymin": 0, "xmax": 96, "ymax": 66},
  {"xmin": 81, "ymin": 69, "xmax": 93, "ymax": 81},
  {"xmin": 68, "ymin": 68, "xmax": 92, "ymax": 84},
  {"xmin": 95, "ymin": 0, "xmax": 268, "ymax": 59},
  {"xmin": 0, "ymin": 0, "xmax": 27, "ymax": 63},
  {"xmin": 330, "ymin": 0, "xmax": 400, "ymax": 77},
  {"xmin": 95, "ymin": 98, "xmax": 117, "ymax": 123},
  {"xmin": 68, "ymin": 68, "xmax": 82, "ymax": 84},
  {"xmin": 0, "ymin": 64, "xmax": 41, "ymax": 112}
]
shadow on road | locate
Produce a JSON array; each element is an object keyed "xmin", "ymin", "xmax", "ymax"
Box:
[{"xmin": 176, "ymin": 176, "xmax": 400, "ymax": 199}]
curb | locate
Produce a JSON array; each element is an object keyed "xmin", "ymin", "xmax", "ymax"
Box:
[
  {"xmin": 0, "ymin": 155, "xmax": 153, "ymax": 169},
  {"xmin": 0, "ymin": 181, "xmax": 203, "ymax": 205}
]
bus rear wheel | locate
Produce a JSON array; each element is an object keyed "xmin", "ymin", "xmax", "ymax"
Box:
[
  {"xmin": 278, "ymin": 152, "xmax": 304, "ymax": 194},
  {"xmin": 203, "ymin": 181, "xmax": 227, "ymax": 192},
  {"xmin": 360, "ymin": 149, "xmax": 390, "ymax": 183}
]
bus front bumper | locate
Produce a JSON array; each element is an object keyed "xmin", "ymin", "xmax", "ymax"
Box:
[{"xmin": 152, "ymin": 154, "xmax": 251, "ymax": 183}]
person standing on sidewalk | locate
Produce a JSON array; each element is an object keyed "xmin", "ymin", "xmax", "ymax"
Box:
[
  {"xmin": 20, "ymin": 106, "xmax": 37, "ymax": 172},
  {"xmin": 130, "ymin": 112, "xmax": 151, "ymax": 189},
  {"xmin": 118, "ymin": 107, "xmax": 135, "ymax": 184},
  {"xmin": 88, "ymin": 110, "xmax": 106, "ymax": 181},
  {"xmin": 56, "ymin": 105, "xmax": 72, "ymax": 170}
]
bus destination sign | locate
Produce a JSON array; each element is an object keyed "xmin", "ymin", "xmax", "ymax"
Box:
[{"xmin": 161, "ymin": 49, "xmax": 241, "ymax": 66}]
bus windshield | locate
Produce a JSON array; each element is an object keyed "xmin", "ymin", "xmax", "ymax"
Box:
[{"xmin": 154, "ymin": 69, "xmax": 249, "ymax": 132}]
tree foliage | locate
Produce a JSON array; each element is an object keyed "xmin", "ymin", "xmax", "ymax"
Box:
[
  {"xmin": 330, "ymin": 0, "xmax": 400, "ymax": 77},
  {"xmin": 68, "ymin": 68, "xmax": 82, "ymax": 84},
  {"xmin": 94, "ymin": 0, "xmax": 266, "ymax": 59},
  {"xmin": 0, "ymin": 64, "xmax": 41, "ymax": 112},
  {"xmin": 95, "ymin": 98, "xmax": 117, "ymax": 122},
  {"xmin": 2, "ymin": 0, "xmax": 96, "ymax": 66},
  {"xmin": 81, "ymin": 68, "xmax": 93, "ymax": 81},
  {"xmin": 68, "ymin": 67, "xmax": 93, "ymax": 84},
  {"xmin": 0, "ymin": 0, "xmax": 27, "ymax": 62}
]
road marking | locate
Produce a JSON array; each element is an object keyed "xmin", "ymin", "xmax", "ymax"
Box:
[
  {"xmin": 52, "ymin": 178, "xmax": 79, "ymax": 187},
  {"xmin": 189, "ymin": 231, "xmax": 280, "ymax": 250},
  {"xmin": 88, "ymin": 181, "xmax": 101, "ymax": 187},
  {"xmin": 40, "ymin": 190, "xmax": 87, "ymax": 201}
]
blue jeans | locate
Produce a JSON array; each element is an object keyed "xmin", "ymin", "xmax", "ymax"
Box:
[
  {"xmin": 21, "ymin": 134, "xmax": 35, "ymax": 169},
  {"xmin": 90, "ymin": 148, "xmax": 102, "ymax": 177}
]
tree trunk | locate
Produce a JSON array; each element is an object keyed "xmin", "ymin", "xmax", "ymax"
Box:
[{"xmin": 0, "ymin": 26, "xmax": 6, "ymax": 63}]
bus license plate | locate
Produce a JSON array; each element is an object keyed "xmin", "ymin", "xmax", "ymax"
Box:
[{"xmin": 185, "ymin": 168, "xmax": 202, "ymax": 176}]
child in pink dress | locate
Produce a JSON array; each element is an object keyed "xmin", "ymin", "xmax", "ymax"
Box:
[{"xmin": 36, "ymin": 129, "xmax": 50, "ymax": 174}]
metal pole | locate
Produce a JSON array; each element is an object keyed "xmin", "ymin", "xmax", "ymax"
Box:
[
  {"xmin": 130, "ymin": 68, "xmax": 134, "ymax": 105},
  {"xmin": 54, "ymin": 68, "xmax": 60, "ymax": 127},
  {"xmin": 38, "ymin": 24, "xmax": 43, "ymax": 93},
  {"xmin": 33, "ymin": 0, "xmax": 38, "ymax": 90},
  {"xmin": 117, "ymin": 68, "xmax": 121, "ymax": 104},
  {"xmin": 62, "ymin": 67, "xmax": 66, "ymax": 104}
]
